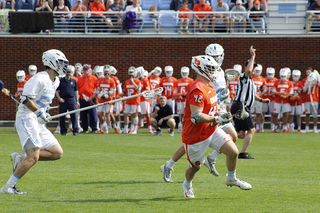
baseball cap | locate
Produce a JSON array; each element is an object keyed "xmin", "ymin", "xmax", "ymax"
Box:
[
  {"xmin": 244, "ymin": 60, "xmax": 257, "ymax": 67},
  {"xmin": 236, "ymin": 0, "xmax": 242, "ymax": 4},
  {"xmin": 83, "ymin": 64, "xmax": 90, "ymax": 70}
]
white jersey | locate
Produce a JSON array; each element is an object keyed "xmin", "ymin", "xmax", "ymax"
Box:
[
  {"xmin": 17, "ymin": 71, "xmax": 59, "ymax": 117},
  {"xmin": 210, "ymin": 69, "xmax": 226, "ymax": 95}
]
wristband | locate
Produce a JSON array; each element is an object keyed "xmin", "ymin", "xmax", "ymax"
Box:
[{"xmin": 34, "ymin": 108, "xmax": 44, "ymax": 117}]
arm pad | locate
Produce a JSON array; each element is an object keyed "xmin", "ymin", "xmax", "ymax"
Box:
[
  {"xmin": 191, "ymin": 112, "xmax": 202, "ymax": 124},
  {"xmin": 136, "ymin": 86, "xmax": 141, "ymax": 92},
  {"xmin": 20, "ymin": 95, "xmax": 30, "ymax": 104}
]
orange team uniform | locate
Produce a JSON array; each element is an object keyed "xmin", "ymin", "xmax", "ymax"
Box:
[
  {"xmin": 159, "ymin": 76, "xmax": 177, "ymax": 100},
  {"xmin": 273, "ymin": 79, "xmax": 293, "ymax": 104},
  {"xmin": 179, "ymin": 7, "xmax": 190, "ymax": 19},
  {"xmin": 95, "ymin": 78, "xmax": 116, "ymax": 103},
  {"xmin": 77, "ymin": 74, "xmax": 98, "ymax": 101},
  {"xmin": 148, "ymin": 75, "xmax": 161, "ymax": 89},
  {"xmin": 112, "ymin": 76, "xmax": 122, "ymax": 97},
  {"xmin": 16, "ymin": 80, "xmax": 27, "ymax": 98},
  {"xmin": 193, "ymin": 3, "xmax": 212, "ymax": 18},
  {"xmin": 89, "ymin": 1, "xmax": 106, "ymax": 16},
  {"xmin": 140, "ymin": 77, "xmax": 152, "ymax": 103},
  {"xmin": 289, "ymin": 81, "xmax": 303, "ymax": 106},
  {"xmin": 302, "ymin": 78, "xmax": 319, "ymax": 102},
  {"xmin": 25, "ymin": 75, "xmax": 32, "ymax": 81},
  {"xmin": 262, "ymin": 77, "xmax": 278, "ymax": 101},
  {"xmin": 252, "ymin": 75, "xmax": 266, "ymax": 98},
  {"xmin": 182, "ymin": 79, "xmax": 218, "ymax": 145},
  {"xmin": 124, "ymin": 78, "xmax": 141, "ymax": 105},
  {"xmin": 228, "ymin": 76, "xmax": 239, "ymax": 101},
  {"xmin": 72, "ymin": 76, "xmax": 78, "ymax": 83},
  {"xmin": 176, "ymin": 77, "xmax": 194, "ymax": 103}
]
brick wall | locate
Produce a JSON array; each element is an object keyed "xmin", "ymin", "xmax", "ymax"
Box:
[{"xmin": 1, "ymin": 37, "xmax": 319, "ymax": 120}]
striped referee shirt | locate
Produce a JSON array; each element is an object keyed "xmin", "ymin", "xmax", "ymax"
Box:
[{"xmin": 233, "ymin": 73, "xmax": 256, "ymax": 109}]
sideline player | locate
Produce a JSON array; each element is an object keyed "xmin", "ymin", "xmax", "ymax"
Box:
[
  {"xmin": 1, "ymin": 49, "xmax": 68, "ymax": 194},
  {"xmin": 148, "ymin": 66, "xmax": 162, "ymax": 109},
  {"xmin": 110, "ymin": 65, "xmax": 123, "ymax": 131},
  {"xmin": 25, "ymin": 65, "xmax": 37, "ymax": 81},
  {"xmin": 182, "ymin": 55, "xmax": 251, "ymax": 198},
  {"xmin": 159, "ymin": 66, "xmax": 177, "ymax": 113}
]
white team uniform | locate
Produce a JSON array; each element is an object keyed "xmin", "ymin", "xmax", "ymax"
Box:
[{"xmin": 16, "ymin": 72, "xmax": 60, "ymax": 152}]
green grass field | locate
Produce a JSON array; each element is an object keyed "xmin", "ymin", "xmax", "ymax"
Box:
[{"xmin": 0, "ymin": 127, "xmax": 319, "ymax": 213}]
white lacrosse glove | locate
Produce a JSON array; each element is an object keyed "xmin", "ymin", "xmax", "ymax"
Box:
[
  {"xmin": 34, "ymin": 109, "xmax": 51, "ymax": 125},
  {"xmin": 220, "ymin": 89, "xmax": 230, "ymax": 101},
  {"xmin": 214, "ymin": 112, "xmax": 232, "ymax": 125},
  {"xmin": 103, "ymin": 93, "xmax": 109, "ymax": 99},
  {"xmin": 97, "ymin": 91, "xmax": 104, "ymax": 99},
  {"xmin": 224, "ymin": 97, "xmax": 231, "ymax": 104}
]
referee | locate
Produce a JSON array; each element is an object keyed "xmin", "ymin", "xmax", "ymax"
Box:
[
  {"xmin": 230, "ymin": 46, "xmax": 270, "ymax": 159},
  {"xmin": 56, "ymin": 67, "xmax": 80, "ymax": 136}
]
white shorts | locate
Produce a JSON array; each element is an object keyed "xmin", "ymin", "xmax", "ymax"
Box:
[
  {"xmin": 151, "ymin": 98, "xmax": 158, "ymax": 109},
  {"xmin": 177, "ymin": 101, "xmax": 185, "ymax": 115},
  {"xmin": 184, "ymin": 127, "xmax": 231, "ymax": 168},
  {"xmin": 97, "ymin": 104, "xmax": 113, "ymax": 113},
  {"xmin": 219, "ymin": 122, "xmax": 233, "ymax": 132},
  {"xmin": 16, "ymin": 114, "xmax": 59, "ymax": 152},
  {"xmin": 167, "ymin": 98, "xmax": 175, "ymax": 113},
  {"xmin": 250, "ymin": 101, "xmax": 262, "ymax": 114},
  {"xmin": 304, "ymin": 102, "xmax": 319, "ymax": 114},
  {"xmin": 262, "ymin": 101, "xmax": 274, "ymax": 113},
  {"xmin": 290, "ymin": 105, "xmax": 303, "ymax": 115},
  {"xmin": 273, "ymin": 102, "xmax": 291, "ymax": 114},
  {"xmin": 124, "ymin": 104, "xmax": 140, "ymax": 114},
  {"xmin": 140, "ymin": 101, "xmax": 151, "ymax": 114}
]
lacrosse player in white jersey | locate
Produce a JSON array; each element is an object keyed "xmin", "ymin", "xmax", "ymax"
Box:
[{"xmin": 1, "ymin": 49, "xmax": 69, "ymax": 194}]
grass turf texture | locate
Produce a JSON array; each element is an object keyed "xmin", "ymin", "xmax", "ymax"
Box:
[{"xmin": 0, "ymin": 127, "xmax": 319, "ymax": 212}]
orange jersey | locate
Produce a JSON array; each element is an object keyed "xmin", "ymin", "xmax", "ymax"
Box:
[
  {"xmin": 16, "ymin": 80, "xmax": 27, "ymax": 97},
  {"xmin": 289, "ymin": 81, "xmax": 303, "ymax": 106},
  {"xmin": 228, "ymin": 76, "xmax": 239, "ymax": 101},
  {"xmin": 182, "ymin": 79, "xmax": 218, "ymax": 145},
  {"xmin": 124, "ymin": 78, "xmax": 141, "ymax": 105},
  {"xmin": 95, "ymin": 78, "xmax": 115, "ymax": 103},
  {"xmin": 72, "ymin": 76, "xmax": 78, "ymax": 83},
  {"xmin": 302, "ymin": 78, "xmax": 319, "ymax": 102},
  {"xmin": 263, "ymin": 77, "xmax": 278, "ymax": 100},
  {"xmin": 179, "ymin": 7, "xmax": 190, "ymax": 19},
  {"xmin": 77, "ymin": 74, "xmax": 98, "ymax": 100},
  {"xmin": 140, "ymin": 77, "xmax": 151, "ymax": 102},
  {"xmin": 252, "ymin": 75, "xmax": 266, "ymax": 96},
  {"xmin": 148, "ymin": 75, "xmax": 161, "ymax": 90},
  {"xmin": 159, "ymin": 76, "xmax": 177, "ymax": 99},
  {"xmin": 273, "ymin": 79, "xmax": 293, "ymax": 104},
  {"xmin": 176, "ymin": 77, "xmax": 194, "ymax": 102},
  {"xmin": 193, "ymin": 3, "xmax": 211, "ymax": 18},
  {"xmin": 25, "ymin": 75, "xmax": 32, "ymax": 81},
  {"xmin": 111, "ymin": 76, "xmax": 121, "ymax": 96}
]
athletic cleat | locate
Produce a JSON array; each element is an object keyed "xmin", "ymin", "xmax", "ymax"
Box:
[
  {"xmin": 129, "ymin": 130, "xmax": 137, "ymax": 134},
  {"xmin": 182, "ymin": 184, "xmax": 195, "ymax": 198},
  {"xmin": 114, "ymin": 127, "xmax": 119, "ymax": 134},
  {"xmin": 169, "ymin": 130, "xmax": 174, "ymax": 136},
  {"xmin": 238, "ymin": 152, "xmax": 255, "ymax": 159},
  {"xmin": 154, "ymin": 130, "xmax": 162, "ymax": 136},
  {"xmin": 0, "ymin": 184, "xmax": 26, "ymax": 194},
  {"xmin": 148, "ymin": 129, "xmax": 154, "ymax": 134},
  {"xmin": 160, "ymin": 164, "xmax": 173, "ymax": 182},
  {"xmin": 256, "ymin": 129, "xmax": 262, "ymax": 133},
  {"xmin": 51, "ymin": 129, "xmax": 60, "ymax": 134},
  {"xmin": 313, "ymin": 129, "xmax": 319, "ymax": 133},
  {"xmin": 301, "ymin": 129, "xmax": 309, "ymax": 133},
  {"xmin": 204, "ymin": 157, "xmax": 219, "ymax": 176},
  {"xmin": 97, "ymin": 130, "xmax": 103, "ymax": 134},
  {"xmin": 297, "ymin": 130, "xmax": 301, "ymax": 133},
  {"xmin": 123, "ymin": 129, "xmax": 128, "ymax": 134},
  {"xmin": 282, "ymin": 129, "xmax": 288, "ymax": 133},
  {"xmin": 226, "ymin": 177, "xmax": 252, "ymax": 190},
  {"xmin": 11, "ymin": 152, "xmax": 22, "ymax": 172},
  {"xmin": 69, "ymin": 128, "xmax": 73, "ymax": 132}
]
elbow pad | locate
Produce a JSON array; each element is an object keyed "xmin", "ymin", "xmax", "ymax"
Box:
[
  {"xmin": 191, "ymin": 112, "xmax": 202, "ymax": 124},
  {"xmin": 136, "ymin": 86, "xmax": 141, "ymax": 92},
  {"xmin": 20, "ymin": 95, "xmax": 30, "ymax": 104}
]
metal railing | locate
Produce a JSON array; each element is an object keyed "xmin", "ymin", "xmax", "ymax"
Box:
[{"xmin": 0, "ymin": 10, "xmax": 269, "ymax": 35}]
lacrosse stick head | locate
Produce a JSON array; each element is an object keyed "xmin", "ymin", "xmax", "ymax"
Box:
[
  {"xmin": 0, "ymin": 80, "xmax": 4, "ymax": 91},
  {"xmin": 307, "ymin": 72, "xmax": 317, "ymax": 86},
  {"xmin": 235, "ymin": 102, "xmax": 249, "ymax": 120},
  {"xmin": 225, "ymin": 68, "xmax": 241, "ymax": 81},
  {"xmin": 142, "ymin": 87, "xmax": 164, "ymax": 99}
]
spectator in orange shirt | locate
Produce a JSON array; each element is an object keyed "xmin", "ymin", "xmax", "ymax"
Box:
[
  {"xmin": 178, "ymin": 0, "xmax": 191, "ymax": 34},
  {"xmin": 192, "ymin": 0, "xmax": 211, "ymax": 32},
  {"xmin": 70, "ymin": 0, "xmax": 89, "ymax": 33},
  {"xmin": 77, "ymin": 64, "xmax": 98, "ymax": 133},
  {"xmin": 89, "ymin": 0, "xmax": 108, "ymax": 32}
]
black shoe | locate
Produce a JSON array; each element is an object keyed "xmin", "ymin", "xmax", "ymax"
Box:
[
  {"xmin": 73, "ymin": 132, "xmax": 78, "ymax": 136},
  {"xmin": 238, "ymin": 152, "xmax": 255, "ymax": 159},
  {"xmin": 61, "ymin": 133, "xmax": 66, "ymax": 136},
  {"xmin": 154, "ymin": 130, "xmax": 162, "ymax": 136}
]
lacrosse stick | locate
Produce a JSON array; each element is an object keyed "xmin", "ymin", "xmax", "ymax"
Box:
[
  {"xmin": 225, "ymin": 68, "xmax": 241, "ymax": 89},
  {"xmin": 233, "ymin": 102, "xmax": 249, "ymax": 120},
  {"xmin": 49, "ymin": 87, "xmax": 163, "ymax": 120},
  {"xmin": 1, "ymin": 88, "xmax": 21, "ymax": 104}
]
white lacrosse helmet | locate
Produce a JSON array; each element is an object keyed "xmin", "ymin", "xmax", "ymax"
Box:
[
  {"xmin": 110, "ymin": 66, "xmax": 117, "ymax": 75},
  {"xmin": 191, "ymin": 55, "xmax": 219, "ymax": 82},
  {"xmin": 16, "ymin": 70, "xmax": 26, "ymax": 83},
  {"xmin": 292, "ymin": 69, "xmax": 301, "ymax": 82},
  {"xmin": 143, "ymin": 70, "xmax": 148, "ymax": 78},
  {"xmin": 205, "ymin": 43, "xmax": 225, "ymax": 66},
  {"xmin": 181, "ymin": 66, "xmax": 190, "ymax": 78},
  {"xmin": 66, "ymin": 65, "xmax": 75, "ymax": 75},
  {"xmin": 42, "ymin": 49, "xmax": 69, "ymax": 78},
  {"xmin": 165, "ymin": 66, "xmax": 173, "ymax": 78},
  {"xmin": 307, "ymin": 72, "xmax": 318, "ymax": 86},
  {"xmin": 254, "ymin": 64, "xmax": 262, "ymax": 77},
  {"xmin": 96, "ymin": 66, "xmax": 104, "ymax": 78},
  {"xmin": 266, "ymin": 67, "xmax": 275, "ymax": 79},
  {"xmin": 75, "ymin": 63, "xmax": 82, "ymax": 69},
  {"xmin": 279, "ymin": 68, "xmax": 289, "ymax": 81},
  {"xmin": 285, "ymin": 67, "xmax": 291, "ymax": 79},
  {"xmin": 152, "ymin": 66, "xmax": 162, "ymax": 76},
  {"xmin": 104, "ymin": 64, "xmax": 111, "ymax": 72},
  {"xmin": 28, "ymin": 65, "xmax": 37, "ymax": 77},
  {"xmin": 128, "ymin": 66, "xmax": 136, "ymax": 76},
  {"xmin": 233, "ymin": 64, "xmax": 242, "ymax": 73},
  {"xmin": 136, "ymin": 66, "xmax": 145, "ymax": 78}
]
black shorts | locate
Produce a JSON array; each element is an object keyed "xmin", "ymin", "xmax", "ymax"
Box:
[
  {"xmin": 231, "ymin": 101, "xmax": 254, "ymax": 132},
  {"xmin": 156, "ymin": 117, "xmax": 170, "ymax": 128}
]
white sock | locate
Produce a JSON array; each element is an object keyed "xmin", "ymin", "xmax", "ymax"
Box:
[
  {"xmin": 124, "ymin": 125, "xmax": 128, "ymax": 131},
  {"xmin": 314, "ymin": 126, "xmax": 317, "ymax": 131},
  {"xmin": 208, "ymin": 150, "xmax": 220, "ymax": 161},
  {"xmin": 7, "ymin": 174, "xmax": 20, "ymax": 186},
  {"xmin": 306, "ymin": 126, "xmax": 309, "ymax": 131},
  {"xmin": 166, "ymin": 158, "xmax": 176, "ymax": 169},
  {"xmin": 56, "ymin": 126, "xmax": 60, "ymax": 131},
  {"xmin": 298, "ymin": 126, "xmax": 301, "ymax": 130},
  {"xmin": 271, "ymin": 123, "xmax": 274, "ymax": 130},
  {"xmin": 130, "ymin": 124, "xmax": 134, "ymax": 131},
  {"xmin": 183, "ymin": 178, "xmax": 192, "ymax": 188},
  {"xmin": 275, "ymin": 125, "xmax": 278, "ymax": 130},
  {"xmin": 256, "ymin": 124, "xmax": 259, "ymax": 130},
  {"xmin": 69, "ymin": 124, "xmax": 72, "ymax": 129},
  {"xmin": 260, "ymin": 123, "xmax": 264, "ymax": 130},
  {"xmin": 117, "ymin": 121, "xmax": 121, "ymax": 128},
  {"xmin": 227, "ymin": 170, "xmax": 236, "ymax": 180},
  {"xmin": 135, "ymin": 125, "xmax": 138, "ymax": 132}
]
